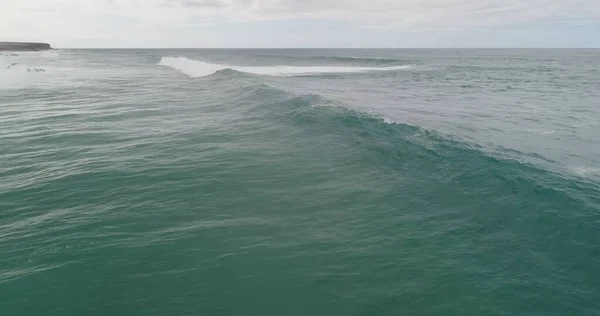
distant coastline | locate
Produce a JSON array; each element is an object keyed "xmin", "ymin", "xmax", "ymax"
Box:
[{"xmin": 0, "ymin": 42, "xmax": 52, "ymax": 51}]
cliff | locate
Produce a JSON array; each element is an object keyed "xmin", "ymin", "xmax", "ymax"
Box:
[{"xmin": 0, "ymin": 42, "xmax": 52, "ymax": 51}]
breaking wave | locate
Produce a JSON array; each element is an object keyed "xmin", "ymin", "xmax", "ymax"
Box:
[{"xmin": 158, "ymin": 56, "xmax": 412, "ymax": 78}]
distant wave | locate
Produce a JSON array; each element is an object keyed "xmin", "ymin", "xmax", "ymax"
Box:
[
  {"xmin": 305, "ymin": 55, "xmax": 406, "ymax": 65},
  {"xmin": 158, "ymin": 57, "xmax": 412, "ymax": 78},
  {"xmin": 253, "ymin": 54, "xmax": 406, "ymax": 65},
  {"xmin": 38, "ymin": 50, "xmax": 61, "ymax": 58}
]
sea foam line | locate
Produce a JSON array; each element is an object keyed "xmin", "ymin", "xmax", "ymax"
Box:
[{"xmin": 158, "ymin": 56, "xmax": 412, "ymax": 78}]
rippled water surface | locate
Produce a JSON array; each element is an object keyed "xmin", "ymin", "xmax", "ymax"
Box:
[{"xmin": 1, "ymin": 49, "xmax": 600, "ymax": 315}]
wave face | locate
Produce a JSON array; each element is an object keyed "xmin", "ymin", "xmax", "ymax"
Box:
[
  {"xmin": 159, "ymin": 56, "xmax": 412, "ymax": 77},
  {"xmin": 1, "ymin": 48, "xmax": 600, "ymax": 316}
]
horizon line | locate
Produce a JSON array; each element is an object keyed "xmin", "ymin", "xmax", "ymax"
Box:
[{"xmin": 55, "ymin": 47, "xmax": 600, "ymax": 50}]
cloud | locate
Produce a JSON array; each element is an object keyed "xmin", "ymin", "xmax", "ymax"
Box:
[
  {"xmin": 0, "ymin": 0, "xmax": 599, "ymax": 43},
  {"xmin": 175, "ymin": 0, "xmax": 600, "ymax": 25}
]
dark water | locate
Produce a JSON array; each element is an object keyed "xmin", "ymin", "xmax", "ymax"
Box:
[{"xmin": 1, "ymin": 49, "xmax": 600, "ymax": 315}]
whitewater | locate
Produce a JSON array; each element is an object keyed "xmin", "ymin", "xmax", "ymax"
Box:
[{"xmin": 158, "ymin": 56, "xmax": 413, "ymax": 77}]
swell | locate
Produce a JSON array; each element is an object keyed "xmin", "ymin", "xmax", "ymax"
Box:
[
  {"xmin": 228, "ymin": 81, "xmax": 600, "ymax": 211},
  {"xmin": 262, "ymin": 92, "xmax": 600, "ymax": 287},
  {"xmin": 253, "ymin": 54, "xmax": 407, "ymax": 65},
  {"xmin": 3, "ymin": 72, "xmax": 600, "ymax": 312},
  {"xmin": 308, "ymin": 55, "xmax": 405, "ymax": 65},
  {"xmin": 229, "ymin": 84, "xmax": 600, "ymax": 295}
]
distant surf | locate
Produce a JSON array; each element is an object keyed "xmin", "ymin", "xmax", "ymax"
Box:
[{"xmin": 158, "ymin": 56, "xmax": 412, "ymax": 77}]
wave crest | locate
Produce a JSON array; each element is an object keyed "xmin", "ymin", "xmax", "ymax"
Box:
[
  {"xmin": 306, "ymin": 55, "xmax": 405, "ymax": 65},
  {"xmin": 158, "ymin": 57, "xmax": 412, "ymax": 78}
]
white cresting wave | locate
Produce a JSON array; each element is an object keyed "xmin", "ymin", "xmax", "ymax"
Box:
[{"xmin": 158, "ymin": 56, "xmax": 412, "ymax": 78}]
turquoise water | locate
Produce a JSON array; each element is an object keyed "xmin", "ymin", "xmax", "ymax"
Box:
[{"xmin": 1, "ymin": 49, "xmax": 600, "ymax": 315}]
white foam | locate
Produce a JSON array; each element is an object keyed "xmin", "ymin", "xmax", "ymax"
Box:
[
  {"xmin": 382, "ymin": 116, "xmax": 398, "ymax": 125},
  {"xmin": 159, "ymin": 56, "xmax": 412, "ymax": 78},
  {"xmin": 570, "ymin": 166, "xmax": 600, "ymax": 178},
  {"xmin": 521, "ymin": 128, "xmax": 557, "ymax": 135}
]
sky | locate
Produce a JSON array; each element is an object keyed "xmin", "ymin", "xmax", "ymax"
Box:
[{"xmin": 0, "ymin": 0, "xmax": 599, "ymax": 48}]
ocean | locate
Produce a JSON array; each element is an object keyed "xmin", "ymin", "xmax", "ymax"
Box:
[{"xmin": 1, "ymin": 49, "xmax": 599, "ymax": 315}]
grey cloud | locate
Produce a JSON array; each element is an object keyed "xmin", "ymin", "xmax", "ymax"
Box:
[
  {"xmin": 166, "ymin": 0, "xmax": 600, "ymax": 23},
  {"xmin": 2, "ymin": 0, "xmax": 600, "ymax": 41},
  {"xmin": 176, "ymin": 0, "xmax": 226, "ymax": 8}
]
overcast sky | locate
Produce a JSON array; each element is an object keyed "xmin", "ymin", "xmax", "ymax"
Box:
[{"xmin": 1, "ymin": 0, "xmax": 599, "ymax": 48}]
